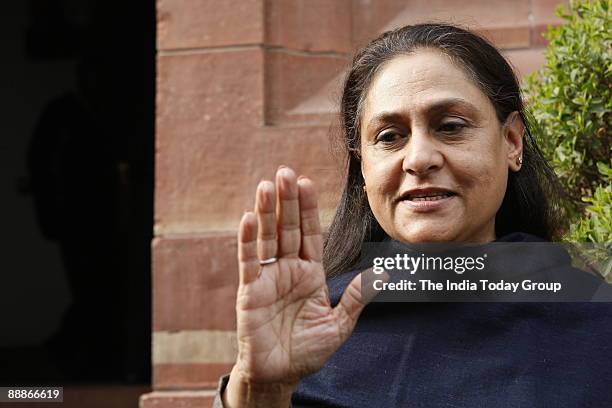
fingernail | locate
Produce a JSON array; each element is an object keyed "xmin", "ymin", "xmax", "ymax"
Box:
[
  {"xmin": 278, "ymin": 164, "xmax": 287, "ymax": 170},
  {"xmin": 297, "ymin": 175, "xmax": 306, "ymax": 181}
]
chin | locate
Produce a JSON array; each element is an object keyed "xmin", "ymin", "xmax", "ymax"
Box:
[
  {"xmin": 388, "ymin": 217, "xmax": 459, "ymax": 243},
  {"xmin": 396, "ymin": 228, "xmax": 456, "ymax": 244}
]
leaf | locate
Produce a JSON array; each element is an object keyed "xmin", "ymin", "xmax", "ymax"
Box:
[{"xmin": 523, "ymin": 0, "xmax": 612, "ymax": 243}]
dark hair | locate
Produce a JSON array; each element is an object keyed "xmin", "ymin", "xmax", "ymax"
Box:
[{"xmin": 323, "ymin": 23, "xmax": 567, "ymax": 277}]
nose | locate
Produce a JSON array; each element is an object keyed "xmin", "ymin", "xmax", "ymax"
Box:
[{"xmin": 401, "ymin": 128, "xmax": 444, "ymax": 176}]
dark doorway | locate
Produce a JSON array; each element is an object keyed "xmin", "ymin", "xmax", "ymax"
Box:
[{"xmin": 0, "ymin": 0, "xmax": 154, "ymax": 393}]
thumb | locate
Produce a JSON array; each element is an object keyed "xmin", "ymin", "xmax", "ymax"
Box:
[{"xmin": 332, "ymin": 268, "xmax": 389, "ymax": 341}]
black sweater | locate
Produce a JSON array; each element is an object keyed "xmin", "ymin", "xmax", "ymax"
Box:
[{"xmin": 293, "ymin": 233, "xmax": 612, "ymax": 407}]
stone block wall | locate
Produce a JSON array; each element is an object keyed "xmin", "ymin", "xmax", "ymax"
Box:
[{"xmin": 142, "ymin": 1, "xmax": 567, "ymax": 406}]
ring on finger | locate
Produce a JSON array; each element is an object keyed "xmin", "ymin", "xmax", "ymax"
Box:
[{"xmin": 259, "ymin": 257, "xmax": 278, "ymax": 266}]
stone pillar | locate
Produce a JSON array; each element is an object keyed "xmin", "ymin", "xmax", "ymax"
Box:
[
  {"xmin": 142, "ymin": 1, "xmax": 565, "ymax": 406},
  {"xmin": 142, "ymin": 1, "xmax": 351, "ymax": 406}
]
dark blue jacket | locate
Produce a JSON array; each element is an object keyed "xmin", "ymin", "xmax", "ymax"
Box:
[{"xmin": 293, "ymin": 233, "xmax": 612, "ymax": 407}]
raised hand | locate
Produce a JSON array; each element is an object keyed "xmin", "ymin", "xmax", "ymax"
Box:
[{"xmin": 223, "ymin": 166, "xmax": 371, "ymax": 407}]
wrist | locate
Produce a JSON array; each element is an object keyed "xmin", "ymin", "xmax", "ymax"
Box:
[{"xmin": 222, "ymin": 364, "xmax": 297, "ymax": 408}]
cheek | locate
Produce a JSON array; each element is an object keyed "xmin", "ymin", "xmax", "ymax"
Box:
[
  {"xmin": 454, "ymin": 155, "xmax": 507, "ymax": 208},
  {"xmin": 457, "ymin": 133, "xmax": 508, "ymax": 196},
  {"xmin": 361, "ymin": 152, "xmax": 404, "ymax": 222},
  {"xmin": 362, "ymin": 152, "xmax": 403, "ymax": 200}
]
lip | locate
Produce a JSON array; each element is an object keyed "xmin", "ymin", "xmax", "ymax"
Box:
[
  {"xmin": 399, "ymin": 194, "xmax": 456, "ymax": 212},
  {"xmin": 397, "ymin": 187, "xmax": 457, "ymax": 213}
]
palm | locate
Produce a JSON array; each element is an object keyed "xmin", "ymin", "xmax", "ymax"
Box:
[{"xmin": 234, "ymin": 167, "xmax": 367, "ymax": 385}]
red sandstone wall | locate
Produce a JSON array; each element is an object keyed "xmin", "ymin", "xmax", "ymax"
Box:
[{"xmin": 142, "ymin": 1, "xmax": 567, "ymax": 406}]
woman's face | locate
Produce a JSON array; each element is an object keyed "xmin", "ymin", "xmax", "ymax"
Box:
[{"xmin": 360, "ymin": 49, "xmax": 523, "ymax": 243}]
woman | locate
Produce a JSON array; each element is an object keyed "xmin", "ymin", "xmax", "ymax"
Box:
[{"xmin": 215, "ymin": 24, "xmax": 612, "ymax": 407}]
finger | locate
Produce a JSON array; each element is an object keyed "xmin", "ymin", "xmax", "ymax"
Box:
[
  {"xmin": 297, "ymin": 176, "xmax": 322, "ymax": 262},
  {"xmin": 276, "ymin": 166, "xmax": 300, "ymax": 258},
  {"xmin": 238, "ymin": 211, "xmax": 259, "ymax": 285},
  {"xmin": 332, "ymin": 268, "xmax": 389, "ymax": 341},
  {"xmin": 256, "ymin": 180, "xmax": 277, "ymax": 261}
]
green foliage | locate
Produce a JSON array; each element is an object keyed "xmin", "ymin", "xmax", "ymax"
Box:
[
  {"xmin": 568, "ymin": 166, "xmax": 611, "ymax": 243},
  {"xmin": 523, "ymin": 0, "xmax": 611, "ymax": 243}
]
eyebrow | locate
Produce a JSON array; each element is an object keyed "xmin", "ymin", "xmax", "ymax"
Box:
[{"xmin": 365, "ymin": 98, "xmax": 480, "ymax": 135}]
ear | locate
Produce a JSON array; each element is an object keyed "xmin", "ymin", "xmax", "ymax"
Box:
[
  {"xmin": 360, "ymin": 157, "xmax": 368, "ymax": 193},
  {"xmin": 503, "ymin": 111, "xmax": 524, "ymax": 172}
]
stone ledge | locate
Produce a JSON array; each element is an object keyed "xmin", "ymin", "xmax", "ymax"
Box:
[
  {"xmin": 140, "ymin": 390, "xmax": 216, "ymax": 408},
  {"xmin": 154, "ymin": 363, "xmax": 234, "ymax": 390}
]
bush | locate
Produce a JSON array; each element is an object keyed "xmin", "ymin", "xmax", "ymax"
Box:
[
  {"xmin": 568, "ymin": 163, "xmax": 611, "ymax": 242},
  {"xmin": 523, "ymin": 0, "xmax": 611, "ymax": 244}
]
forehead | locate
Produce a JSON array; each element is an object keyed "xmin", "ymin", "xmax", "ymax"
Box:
[{"xmin": 362, "ymin": 49, "xmax": 493, "ymax": 122}]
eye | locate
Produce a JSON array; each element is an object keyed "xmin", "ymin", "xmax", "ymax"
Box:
[
  {"xmin": 437, "ymin": 121, "xmax": 466, "ymax": 134},
  {"xmin": 375, "ymin": 130, "xmax": 404, "ymax": 144}
]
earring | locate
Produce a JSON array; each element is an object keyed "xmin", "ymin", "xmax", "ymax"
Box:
[
  {"xmin": 362, "ymin": 185, "xmax": 367, "ymax": 192},
  {"xmin": 516, "ymin": 156, "xmax": 523, "ymax": 166}
]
